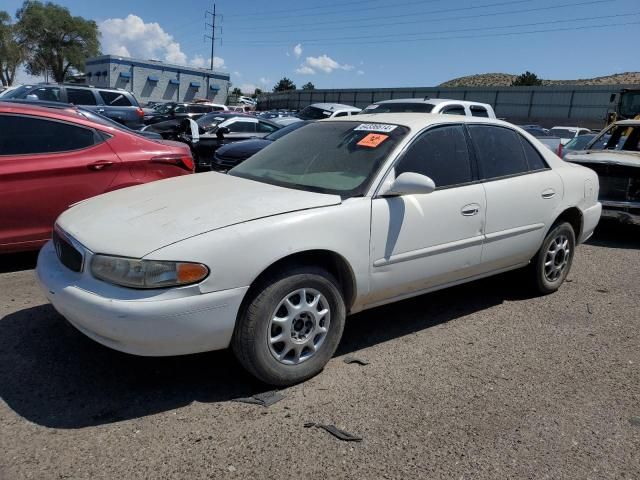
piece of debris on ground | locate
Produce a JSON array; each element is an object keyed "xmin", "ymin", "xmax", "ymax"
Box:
[
  {"xmin": 343, "ymin": 355, "xmax": 370, "ymax": 366},
  {"xmin": 304, "ymin": 422, "xmax": 363, "ymax": 442},
  {"xmin": 232, "ymin": 391, "xmax": 285, "ymax": 407}
]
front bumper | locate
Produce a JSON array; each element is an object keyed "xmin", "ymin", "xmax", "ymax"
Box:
[{"xmin": 36, "ymin": 241, "xmax": 248, "ymax": 356}]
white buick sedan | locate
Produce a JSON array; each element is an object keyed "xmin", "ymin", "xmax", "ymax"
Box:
[{"xmin": 37, "ymin": 114, "xmax": 602, "ymax": 386}]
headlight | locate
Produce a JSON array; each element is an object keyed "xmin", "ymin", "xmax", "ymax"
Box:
[{"xmin": 91, "ymin": 255, "xmax": 209, "ymax": 289}]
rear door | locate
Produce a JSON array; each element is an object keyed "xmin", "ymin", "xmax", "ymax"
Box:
[
  {"xmin": 0, "ymin": 114, "xmax": 121, "ymax": 250},
  {"xmin": 467, "ymin": 124, "xmax": 563, "ymax": 271}
]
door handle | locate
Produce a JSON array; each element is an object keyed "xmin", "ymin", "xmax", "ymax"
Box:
[
  {"xmin": 541, "ymin": 189, "xmax": 556, "ymax": 199},
  {"xmin": 97, "ymin": 108, "xmax": 105, "ymax": 113},
  {"xmin": 461, "ymin": 204, "xmax": 480, "ymax": 216},
  {"xmin": 87, "ymin": 160, "xmax": 114, "ymax": 171}
]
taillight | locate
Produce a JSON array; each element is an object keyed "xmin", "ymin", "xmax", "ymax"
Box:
[
  {"xmin": 151, "ymin": 154, "xmax": 195, "ymax": 172},
  {"xmin": 557, "ymin": 143, "xmax": 563, "ymax": 158},
  {"xmin": 136, "ymin": 107, "xmax": 144, "ymax": 118}
]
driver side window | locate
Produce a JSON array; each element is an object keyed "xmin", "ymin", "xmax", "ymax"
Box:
[{"xmin": 394, "ymin": 125, "xmax": 473, "ymax": 189}]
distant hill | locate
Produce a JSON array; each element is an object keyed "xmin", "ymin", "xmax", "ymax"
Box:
[{"xmin": 439, "ymin": 72, "xmax": 640, "ymax": 87}]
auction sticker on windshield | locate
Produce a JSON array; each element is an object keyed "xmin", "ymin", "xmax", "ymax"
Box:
[
  {"xmin": 354, "ymin": 123, "xmax": 398, "ymax": 133},
  {"xmin": 357, "ymin": 133, "xmax": 389, "ymax": 148}
]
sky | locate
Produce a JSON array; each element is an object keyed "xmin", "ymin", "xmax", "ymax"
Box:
[{"xmin": 4, "ymin": 0, "xmax": 640, "ymax": 93}]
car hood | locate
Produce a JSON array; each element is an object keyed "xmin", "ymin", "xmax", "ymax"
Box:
[
  {"xmin": 57, "ymin": 173, "xmax": 342, "ymax": 258},
  {"xmin": 216, "ymin": 139, "xmax": 272, "ymax": 159},
  {"xmin": 564, "ymin": 150, "xmax": 640, "ymax": 167}
]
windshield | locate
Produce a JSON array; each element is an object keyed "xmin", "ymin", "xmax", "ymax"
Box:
[
  {"xmin": 196, "ymin": 113, "xmax": 228, "ymax": 130},
  {"xmin": 264, "ymin": 120, "xmax": 309, "ymax": 141},
  {"xmin": 565, "ymin": 135, "xmax": 595, "ymax": 150},
  {"xmin": 550, "ymin": 128, "xmax": 577, "ymax": 138},
  {"xmin": 76, "ymin": 108, "xmax": 144, "ymax": 136},
  {"xmin": 297, "ymin": 106, "xmax": 334, "ymax": 120},
  {"xmin": 620, "ymin": 91, "xmax": 640, "ymax": 118},
  {"xmin": 154, "ymin": 103, "xmax": 175, "ymax": 114},
  {"xmin": 229, "ymin": 121, "xmax": 409, "ymax": 196},
  {"xmin": 362, "ymin": 102, "xmax": 435, "ymax": 114},
  {"xmin": 2, "ymin": 85, "xmax": 30, "ymax": 99}
]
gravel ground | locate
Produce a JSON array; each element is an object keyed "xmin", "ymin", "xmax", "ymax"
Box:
[{"xmin": 1, "ymin": 219, "xmax": 639, "ymax": 480}]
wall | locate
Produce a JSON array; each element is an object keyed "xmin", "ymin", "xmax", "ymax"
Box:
[{"xmin": 257, "ymin": 85, "xmax": 640, "ymax": 129}]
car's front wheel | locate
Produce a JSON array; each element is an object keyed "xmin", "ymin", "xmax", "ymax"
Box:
[
  {"xmin": 232, "ymin": 266, "xmax": 346, "ymax": 386},
  {"xmin": 531, "ymin": 221, "xmax": 576, "ymax": 294}
]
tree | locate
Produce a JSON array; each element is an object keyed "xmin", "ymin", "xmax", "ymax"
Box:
[
  {"xmin": 231, "ymin": 87, "xmax": 242, "ymax": 96},
  {"xmin": 253, "ymin": 87, "xmax": 262, "ymax": 98},
  {"xmin": 16, "ymin": 1, "xmax": 100, "ymax": 83},
  {"xmin": 511, "ymin": 71, "xmax": 543, "ymax": 87},
  {"xmin": 301, "ymin": 81, "xmax": 315, "ymax": 90},
  {"xmin": 273, "ymin": 77, "xmax": 296, "ymax": 92},
  {"xmin": 0, "ymin": 11, "xmax": 25, "ymax": 86}
]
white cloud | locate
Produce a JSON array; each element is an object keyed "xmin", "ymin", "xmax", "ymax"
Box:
[
  {"xmin": 357, "ymin": 70, "xmax": 365, "ymax": 75},
  {"xmin": 233, "ymin": 71, "xmax": 242, "ymax": 77},
  {"xmin": 259, "ymin": 77, "xmax": 270, "ymax": 85},
  {"xmin": 296, "ymin": 54, "xmax": 354, "ymax": 75},
  {"xmin": 100, "ymin": 14, "xmax": 225, "ymax": 69},
  {"xmin": 295, "ymin": 65, "xmax": 316, "ymax": 75},
  {"xmin": 190, "ymin": 55, "xmax": 225, "ymax": 69},
  {"xmin": 293, "ymin": 43, "xmax": 303, "ymax": 59}
]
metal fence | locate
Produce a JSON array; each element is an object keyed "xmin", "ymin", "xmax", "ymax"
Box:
[{"xmin": 257, "ymin": 84, "xmax": 640, "ymax": 129}]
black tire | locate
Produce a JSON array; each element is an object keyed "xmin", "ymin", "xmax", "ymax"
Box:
[
  {"xmin": 232, "ymin": 266, "xmax": 346, "ymax": 386},
  {"xmin": 531, "ymin": 221, "xmax": 576, "ymax": 295}
]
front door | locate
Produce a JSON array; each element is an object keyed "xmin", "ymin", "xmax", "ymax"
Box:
[{"xmin": 367, "ymin": 124, "xmax": 486, "ymax": 307}]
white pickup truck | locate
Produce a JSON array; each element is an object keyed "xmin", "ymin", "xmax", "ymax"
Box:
[{"xmin": 361, "ymin": 98, "xmax": 496, "ymax": 118}]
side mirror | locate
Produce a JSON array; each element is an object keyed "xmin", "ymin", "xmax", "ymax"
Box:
[
  {"xmin": 381, "ymin": 172, "xmax": 436, "ymax": 197},
  {"xmin": 216, "ymin": 126, "xmax": 230, "ymax": 139}
]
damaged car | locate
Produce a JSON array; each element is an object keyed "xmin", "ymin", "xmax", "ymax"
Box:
[
  {"xmin": 564, "ymin": 120, "xmax": 639, "ymax": 225},
  {"xmin": 36, "ymin": 114, "xmax": 601, "ymax": 386}
]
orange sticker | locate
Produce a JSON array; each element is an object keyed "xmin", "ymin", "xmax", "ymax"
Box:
[{"xmin": 357, "ymin": 133, "xmax": 389, "ymax": 148}]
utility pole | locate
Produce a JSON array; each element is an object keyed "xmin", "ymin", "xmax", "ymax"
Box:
[{"xmin": 205, "ymin": 2, "xmax": 219, "ymax": 71}]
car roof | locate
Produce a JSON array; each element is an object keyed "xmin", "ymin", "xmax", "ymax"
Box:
[
  {"xmin": 308, "ymin": 103, "xmax": 360, "ymax": 111},
  {"xmin": 374, "ymin": 98, "xmax": 490, "ymax": 107},
  {"xmin": 320, "ymin": 112, "xmax": 511, "ymax": 130},
  {"xmin": 551, "ymin": 126, "xmax": 583, "ymax": 130}
]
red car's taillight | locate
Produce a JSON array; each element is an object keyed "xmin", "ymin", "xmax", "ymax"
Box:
[
  {"xmin": 151, "ymin": 154, "xmax": 195, "ymax": 172},
  {"xmin": 136, "ymin": 107, "xmax": 144, "ymax": 118},
  {"xmin": 557, "ymin": 143, "xmax": 563, "ymax": 157}
]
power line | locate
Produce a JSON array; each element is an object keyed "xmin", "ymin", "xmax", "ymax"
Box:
[
  {"xmin": 222, "ymin": 0, "xmax": 533, "ymax": 29},
  {"xmin": 222, "ymin": 18, "xmax": 640, "ymax": 47},
  {"xmin": 224, "ymin": 10, "xmax": 635, "ymax": 46},
  {"xmin": 222, "ymin": 0, "xmax": 457, "ymax": 21},
  {"xmin": 225, "ymin": 0, "xmax": 613, "ymax": 34}
]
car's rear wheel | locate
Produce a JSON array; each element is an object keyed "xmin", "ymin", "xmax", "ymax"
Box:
[
  {"xmin": 531, "ymin": 222, "xmax": 576, "ymax": 294},
  {"xmin": 232, "ymin": 266, "xmax": 346, "ymax": 386}
]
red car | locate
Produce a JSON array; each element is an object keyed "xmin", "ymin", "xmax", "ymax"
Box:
[{"xmin": 0, "ymin": 101, "xmax": 195, "ymax": 253}]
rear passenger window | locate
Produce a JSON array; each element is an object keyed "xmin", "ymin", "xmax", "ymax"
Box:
[
  {"xmin": 334, "ymin": 112, "xmax": 349, "ymax": 117},
  {"xmin": 99, "ymin": 91, "xmax": 133, "ymax": 106},
  {"xmin": 468, "ymin": 125, "xmax": 529, "ymax": 179},
  {"xmin": 470, "ymin": 106, "xmax": 489, "ymax": 118},
  {"xmin": 0, "ymin": 115, "xmax": 100, "ymax": 155},
  {"xmin": 395, "ymin": 125, "xmax": 472, "ymax": 188},
  {"xmin": 442, "ymin": 105, "xmax": 466, "ymax": 116},
  {"xmin": 67, "ymin": 88, "xmax": 97, "ymax": 105},
  {"xmin": 519, "ymin": 136, "xmax": 548, "ymax": 170}
]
